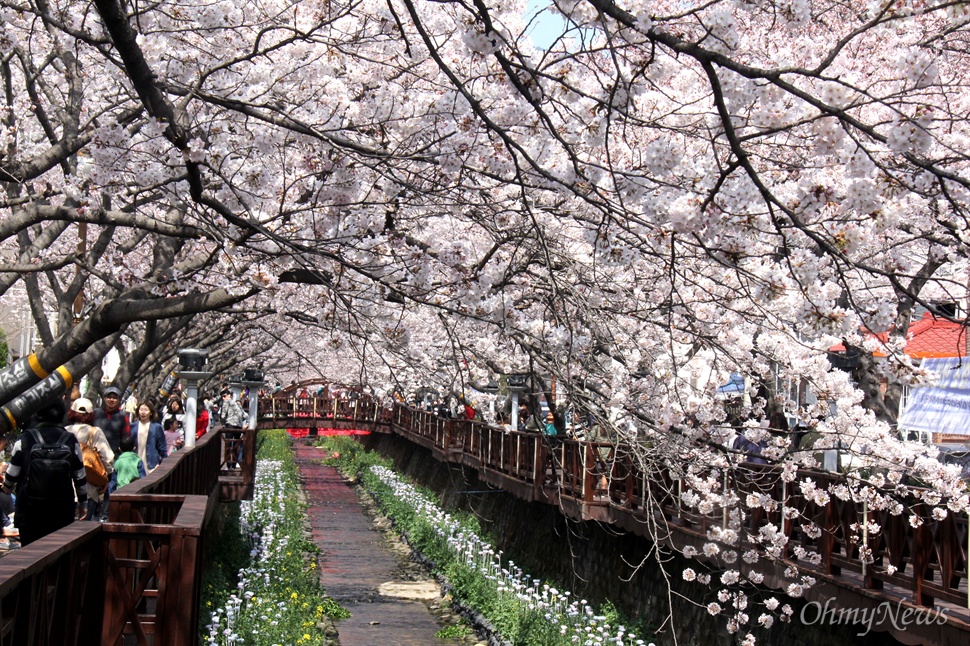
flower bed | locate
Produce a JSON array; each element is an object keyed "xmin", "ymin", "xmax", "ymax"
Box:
[
  {"xmin": 203, "ymin": 430, "xmax": 348, "ymax": 645},
  {"xmin": 362, "ymin": 461, "xmax": 653, "ymax": 646}
]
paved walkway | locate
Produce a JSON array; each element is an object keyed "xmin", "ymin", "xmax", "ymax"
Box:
[{"xmin": 292, "ymin": 441, "xmax": 473, "ymax": 646}]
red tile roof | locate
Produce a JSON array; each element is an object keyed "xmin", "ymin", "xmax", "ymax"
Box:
[{"xmin": 830, "ymin": 312, "xmax": 968, "ymax": 358}]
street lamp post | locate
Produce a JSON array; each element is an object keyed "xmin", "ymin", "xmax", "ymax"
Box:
[
  {"xmin": 242, "ymin": 369, "xmax": 265, "ymax": 430},
  {"xmin": 177, "ymin": 349, "xmax": 212, "ymax": 449},
  {"xmin": 229, "ymin": 375, "xmax": 244, "ymax": 402},
  {"xmin": 508, "ymin": 375, "xmax": 526, "ymax": 431}
]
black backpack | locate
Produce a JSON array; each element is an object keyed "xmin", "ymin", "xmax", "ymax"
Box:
[{"xmin": 23, "ymin": 428, "xmax": 76, "ymax": 502}]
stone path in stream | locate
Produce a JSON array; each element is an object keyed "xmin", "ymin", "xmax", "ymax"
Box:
[{"xmin": 292, "ymin": 440, "xmax": 484, "ymax": 646}]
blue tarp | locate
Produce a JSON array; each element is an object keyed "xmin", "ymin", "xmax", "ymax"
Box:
[
  {"xmin": 718, "ymin": 373, "xmax": 746, "ymax": 395},
  {"xmin": 898, "ymin": 358, "xmax": 970, "ymax": 436}
]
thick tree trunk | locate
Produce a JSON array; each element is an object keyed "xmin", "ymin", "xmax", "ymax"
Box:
[
  {"xmin": 846, "ymin": 343, "xmax": 898, "ymax": 426},
  {"xmin": 0, "ymin": 334, "xmax": 120, "ymax": 433},
  {"xmin": 0, "ymin": 286, "xmax": 256, "ymax": 417}
]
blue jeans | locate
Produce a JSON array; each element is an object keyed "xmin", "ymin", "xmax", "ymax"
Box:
[
  {"xmin": 86, "ymin": 497, "xmax": 103, "ymax": 521},
  {"xmin": 225, "ymin": 428, "xmax": 243, "ymax": 467},
  {"xmin": 99, "ymin": 474, "xmax": 115, "ymax": 520}
]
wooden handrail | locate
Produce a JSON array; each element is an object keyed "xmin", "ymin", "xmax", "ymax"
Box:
[
  {"xmin": 0, "ymin": 425, "xmax": 257, "ymax": 646},
  {"xmin": 0, "ymin": 523, "xmax": 105, "ymax": 645}
]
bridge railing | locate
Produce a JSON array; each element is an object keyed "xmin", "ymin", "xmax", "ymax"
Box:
[
  {"xmin": 257, "ymin": 395, "xmax": 392, "ymax": 428},
  {"xmin": 0, "ymin": 425, "xmax": 257, "ymax": 646},
  {"xmin": 102, "ymin": 494, "xmax": 209, "ymax": 646}
]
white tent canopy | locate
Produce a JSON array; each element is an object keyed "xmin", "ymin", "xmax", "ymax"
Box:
[{"xmin": 898, "ymin": 358, "xmax": 970, "ymax": 437}]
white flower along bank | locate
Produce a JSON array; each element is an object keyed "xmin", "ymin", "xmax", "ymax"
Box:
[
  {"xmin": 369, "ymin": 465, "xmax": 653, "ymax": 646},
  {"xmin": 206, "ymin": 454, "xmax": 333, "ymax": 646}
]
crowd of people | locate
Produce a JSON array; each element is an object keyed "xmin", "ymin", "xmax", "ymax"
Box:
[
  {"xmin": 405, "ymin": 393, "xmax": 481, "ymax": 422},
  {"xmin": 0, "ymin": 381, "xmax": 253, "ymax": 549}
]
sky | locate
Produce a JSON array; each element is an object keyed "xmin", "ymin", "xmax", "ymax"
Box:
[{"xmin": 525, "ymin": 0, "xmax": 568, "ymax": 49}]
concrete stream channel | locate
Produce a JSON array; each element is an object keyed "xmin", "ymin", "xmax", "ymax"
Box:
[{"xmin": 292, "ymin": 440, "xmax": 487, "ymax": 646}]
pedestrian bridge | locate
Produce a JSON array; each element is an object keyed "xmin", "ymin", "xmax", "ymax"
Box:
[{"xmin": 1, "ymin": 386, "xmax": 968, "ymax": 645}]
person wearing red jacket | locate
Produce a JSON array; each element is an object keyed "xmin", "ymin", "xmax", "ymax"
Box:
[{"xmin": 195, "ymin": 407, "xmax": 210, "ymax": 440}]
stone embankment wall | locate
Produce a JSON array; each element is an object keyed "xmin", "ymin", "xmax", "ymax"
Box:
[{"xmin": 362, "ymin": 433, "xmax": 898, "ymax": 646}]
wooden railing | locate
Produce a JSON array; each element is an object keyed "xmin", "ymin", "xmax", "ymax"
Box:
[
  {"xmin": 116, "ymin": 422, "xmax": 257, "ymax": 503},
  {"xmin": 263, "ymin": 394, "xmax": 391, "ymax": 430},
  {"xmin": 0, "ymin": 425, "xmax": 256, "ymax": 646},
  {"xmin": 0, "ymin": 523, "xmax": 104, "ymax": 646},
  {"xmin": 261, "ymin": 397, "xmax": 970, "ymax": 629},
  {"xmin": 102, "ymin": 494, "xmax": 208, "ymax": 646}
]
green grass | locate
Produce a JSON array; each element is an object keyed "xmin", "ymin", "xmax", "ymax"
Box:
[
  {"xmin": 315, "ymin": 434, "xmax": 392, "ymax": 477},
  {"xmin": 435, "ymin": 624, "xmax": 471, "ymax": 639}
]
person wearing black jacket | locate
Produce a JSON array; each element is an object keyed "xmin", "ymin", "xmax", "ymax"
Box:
[
  {"xmin": 93, "ymin": 384, "xmax": 130, "ymax": 454},
  {"xmin": 1, "ymin": 399, "xmax": 87, "ymax": 546},
  {"xmin": 93, "ymin": 385, "xmax": 130, "ymax": 521}
]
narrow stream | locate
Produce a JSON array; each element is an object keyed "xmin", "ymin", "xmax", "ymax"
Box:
[{"xmin": 292, "ymin": 441, "xmax": 481, "ymax": 646}]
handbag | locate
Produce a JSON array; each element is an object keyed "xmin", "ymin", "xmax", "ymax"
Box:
[{"xmin": 80, "ymin": 425, "xmax": 109, "ymax": 488}]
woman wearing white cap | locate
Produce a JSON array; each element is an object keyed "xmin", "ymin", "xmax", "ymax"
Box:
[{"xmin": 67, "ymin": 398, "xmax": 115, "ymax": 521}]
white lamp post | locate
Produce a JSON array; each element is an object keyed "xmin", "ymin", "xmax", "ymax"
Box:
[
  {"xmin": 177, "ymin": 348, "xmax": 211, "ymax": 448},
  {"xmin": 508, "ymin": 375, "xmax": 526, "ymax": 431},
  {"xmin": 229, "ymin": 375, "xmax": 243, "ymax": 402},
  {"xmin": 242, "ymin": 369, "xmax": 265, "ymax": 430}
]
